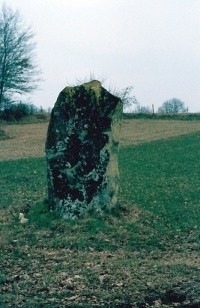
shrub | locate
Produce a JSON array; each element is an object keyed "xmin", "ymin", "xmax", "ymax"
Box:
[{"xmin": 0, "ymin": 102, "xmax": 42, "ymax": 121}]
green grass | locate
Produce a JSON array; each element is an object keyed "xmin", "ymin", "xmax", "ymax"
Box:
[
  {"xmin": 0, "ymin": 132, "xmax": 200, "ymax": 306},
  {"xmin": 119, "ymin": 132, "xmax": 200, "ymax": 251},
  {"xmin": 0, "ymin": 157, "xmax": 47, "ymax": 210}
]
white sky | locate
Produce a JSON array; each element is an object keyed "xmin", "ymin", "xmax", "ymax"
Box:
[{"xmin": 4, "ymin": 0, "xmax": 200, "ymax": 112}]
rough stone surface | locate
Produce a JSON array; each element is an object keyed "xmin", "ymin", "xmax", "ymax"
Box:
[{"xmin": 45, "ymin": 80, "xmax": 122, "ymax": 219}]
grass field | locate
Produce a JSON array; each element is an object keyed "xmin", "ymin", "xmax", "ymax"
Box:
[{"xmin": 0, "ymin": 119, "xmax": 200, "ymax": 307}]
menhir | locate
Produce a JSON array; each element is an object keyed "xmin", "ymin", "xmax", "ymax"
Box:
[{"xmin": 45, "ymin": 80, "xmax": 122, "ymax": 219}]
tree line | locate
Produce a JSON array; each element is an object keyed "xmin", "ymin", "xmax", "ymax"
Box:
[{"xmin": 132, "ymin": 98, "xmax": 188, "ymax": 114}]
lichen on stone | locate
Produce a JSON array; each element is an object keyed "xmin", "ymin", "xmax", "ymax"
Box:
[{"xmin": 46, "ymin": 80, "xmax": 123, "ymax": 219}]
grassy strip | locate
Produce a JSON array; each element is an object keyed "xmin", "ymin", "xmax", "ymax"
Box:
[
  {"xmin": 0, "ymin": 113, "xmax": 50, "ymax": 125},
  {"xmin": 0, "ymin": 132, "xmax": 200, "ymax": 306},
  {"xmin": 123, "ymin": 113, "xmax": 200, "ymax": 121}
]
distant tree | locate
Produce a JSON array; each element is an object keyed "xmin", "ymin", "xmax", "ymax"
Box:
[
  {"xmin": 117, "ymin": 86, "xmax": 138, "ymax": 109},
  {"xmin": 0, "ymin": 3, "xmax": 41, "ymax": 109},
  {"xmin": 133, "ymin": 103, "xmax": 152, "ymax": 114},
  {"xmin": 158, "ymin": 98, "xmax": 188, "ymax": 113}
]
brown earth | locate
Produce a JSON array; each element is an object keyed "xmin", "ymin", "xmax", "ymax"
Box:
[
  {"xmin": 0, "ymin": 119, "xmax": 200, "ymax": 161},
  {"xmin": 121, "ymin": 119, "xmax": 200, "ymax": 146},
  {"xmin": 0, "ymin": 123, "xmax": 48, "ymax": 161}
]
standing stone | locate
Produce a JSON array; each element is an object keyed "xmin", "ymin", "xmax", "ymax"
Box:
[{"xmin": 45, "ymin": 80, "xmax": 122, "ymax": 219}]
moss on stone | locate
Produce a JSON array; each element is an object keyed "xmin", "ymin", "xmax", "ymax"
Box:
[{"xmin": 46, "ymin": 80, "xmax": 123, "ymax": 219}]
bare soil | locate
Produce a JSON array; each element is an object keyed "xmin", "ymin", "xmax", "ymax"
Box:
[
  {"xmin": 0, "ymin": 119, "xmax": 200, "ymax": 161},
  {"xmin": 121, "ymin": 119, "xmax": 200, "ymax": 146},
  {"xmin": 0, "ymin": 123, "xmax": 48, "ymax": 161}
]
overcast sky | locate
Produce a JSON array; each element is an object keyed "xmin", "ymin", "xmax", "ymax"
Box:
[{"xmin": 4, "ymin": 0, "xmax": 200, "ymax": 112}]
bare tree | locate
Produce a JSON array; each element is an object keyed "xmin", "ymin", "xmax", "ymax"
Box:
[
  {"xmin": 158, "ymin": 98, "xmax": 188, "ymax": 113},
  {"xmin": 0, "ymin": 3, "xmax": 41, "ymax": 108},
  {"xmin": 133, "ymin": 103, "xmax": 152, "ymax": 114},
  {"xmin": 116, "ymin": 86, "xmax": 138, "ymax": 110}
]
